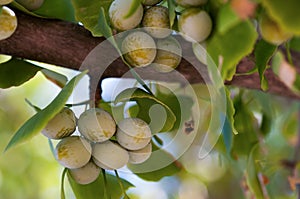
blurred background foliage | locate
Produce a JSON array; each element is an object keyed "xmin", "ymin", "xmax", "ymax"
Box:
[{"xmin": 0, "ymin": 64, "xmax": 299, "ymax": 199}]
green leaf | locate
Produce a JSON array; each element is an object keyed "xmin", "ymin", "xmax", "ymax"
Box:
[
  {"xmin": 254, "ymin": 39, "xmax": 277, "ymax": 91},
  {"xmin": 4, "ymin": 71, "xmax": 87, "ymax": 152},
  {"xmin": 167, "ymin": 0, "xmax": 176, "ymax": 28},
  {"xmin": 124, "ymin": 0, "xmax": 141, "ymax": 19},
  {"xmin": 61, "ymin": 168, "xmax": 67, "ymax": 199},
  {"xmin": 115, "ymin": 88, "xmax": 177, "ymax": 133},
  {"xmin": 262, "ymin": 0, "xmax": 300, "ymax": 35},
  {"xmin": 217, "ymin": 3, "xmax": 240, "ymax": 34},
  {"xmin": 0, "ymin": 58, "xmax": 41, "ymax": 88},
  {"xmin": 289, "ymin": 37, "xmax": 300, "ymax": 52},
  {"xmin": 246, "ymin": 144, "xmax": 265, "ymax": 198},
  {"xmin": 95, "ymin": 7, "xmax": 114, "ymax": 39},
  {"xmin": 68, "ymin": 170, "xmax": 133, "ymax": 199},
  {"xmin": 72, "ymin": 0, "xmax": 113, "ymax": 37},
  {"xmin": 127, "ymin": 143, "xmax": 182, "ymax": 181},
  {"xmin": 34, "ymin": 0, "xmax": 76, "ymax": 22},
  {"xmin": 41, "ymin": 69, "xmax": 68, "ymax": 88},
  {"xmin": 207, "ymin": 20, "xmax": 257, "ymax": 80},
  {"xmin": 10, "ymin": 2, "xmax": 43, "ymax": 17}
]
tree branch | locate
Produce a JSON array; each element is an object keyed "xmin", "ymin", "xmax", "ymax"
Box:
[{"xmin": 0, "ymin": 10, "xmax": 299, "ymax": 101}]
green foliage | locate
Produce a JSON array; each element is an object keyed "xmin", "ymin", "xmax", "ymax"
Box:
[
  {"xmin": 72, "ymin": 0, "xmax": 113, "ymax": 37},
  {"xmin": 207, "ymin": 20, "xmax": 257, "ymax": 80},
  {"xmin": 124, "ymin": 0, "xmax": 141, "ymax": 19},
  {"xmin": 4, "ymin": 71, "xmax": 87, "ymax": 152},
  {"xmin": 115, "ymin": 87, "xmax": 176, "ymax": 133},
  {"xmin": 127, "ymin": 143, "xmax": 182, "ymax": 181},
  {"xmin": 262, "ymin": 0, "xmax": 300, "ymax": 35},
  {"xmin": 67, "ymin": 170, "xmax": 133, "ymax": 199},
  {"xmin": 254, "ymin": 39, "xmax": 277, "ymax": 91}
]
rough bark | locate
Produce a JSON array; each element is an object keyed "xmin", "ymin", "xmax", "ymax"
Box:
[{"xmin": 0, "ymin": 11, "xmax": 299, "ymax": 101}]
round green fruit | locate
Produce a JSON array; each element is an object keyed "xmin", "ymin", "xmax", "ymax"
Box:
[
  {"xmin": 42, "ymin": 107, "xmax": 76, "ymax": 139},
  {"xmin": 128, "ymin": 142, "xmax": 152, "ymax": 164},
  {"xmin": 178, "ymin": 8, "xmax": 212, "ymax": 43},
  {"xmin": 259, "ymin": 13, "xmax": 292, "ymax": 45},
  {"xmin": 151, "ymin": 36, "xmax": 182, "ymax": 73},
  {"xmin": 78, "ymin": 108, "xmax": 116, "ymax": 143},
  {"xmin": 175, "ymin": 0, "xmax": 207, "ymax": 7},
  {"xmin": 109, "ymin": 0, "xmax": 143, "ymax": 31},
  {"xmin": 142, "ymin": 5, "xmax": 171, "ymax": 38},
  {"xmin": 116, "ymin": 118, "xmax": 152, "ymax": 150},
  {"xmin": 122, "ymin": 31, "xmax": 157, "ymax": 67},
  {"xmin": 0, "ymin": 7, "xmax": 17, "ymax": 41},
  {"xmin": 55, "ymin": 136, "xmax": 92, "ymax": 169},
  {"xmin": 92, "ymin": 140, "xmax": 129, "ymax": 170},
  {"xmin": 16, "ymin": 0, "xmax": 44, "ymax": 11},
  {"xmin": 69, "ymin": 161, "xmax": 100, "ymax": 185}
]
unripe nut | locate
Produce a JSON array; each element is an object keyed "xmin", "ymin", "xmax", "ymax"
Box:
[
  {"xmin": 116, "ymin": 118, "xmax": 152, "ymax": 150},
  {"xmin": 69, "ymin": 161, "xmax": 100, "ymax": 185},
  {"xmin": 142, "ymin": 6, "xmax": 171, "ymax": 38},
  {"xmin": 0, "ymin": 7, "xmax": 17, "ymax": 41},
  {"xmin": 109, "ymin": 0, "xmax": 143, "ymax": 31},
  {"xmin": 178, "ymin": 8, "xmax": 212, "ymax": 43},
  {"xmin": 151, "ymin": 36, "xmax": 182, "ymax": 73},
  {"xmin": 78, "ymin": 108, "xmax": 116, "ymax": 143},
  {"xmin": 128, "ymin": 142, "xmax": 152, "ymax": 164},
  {"xmin": 55, "ymin": 136, "xmax": 92, "ymax": 169},
  {"xmin": 122, "ymin": 31, "xmax": 157, "ymax": 67},
  {"xmin": 42, "ymin": 107, "xmax": 76, "ymax": 139},
  {"xmin": 92, "ymin": 140, "xmax": 129, "ymax": 170},
  {"xmin": 175, "ymin": 0, "xmax": 207, "ymax": 7},
  {"xmin": 16, "ymin": 0, "xmax": 44, "ymax": 11},
  {"xmin": 142, "ymin": 0, "xmax": 162, "ymax": 6}
]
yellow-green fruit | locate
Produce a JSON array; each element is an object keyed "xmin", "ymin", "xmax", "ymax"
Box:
[
  {"xmin": 142, "ymin": 6, "xmax": 171, "ymax": 38},
  {"xmin": 259, "ymin": 13, "xmax": 292, "ymax": 45},
  {"xmin": 42, "ymin": 107, "xmax": 76, "ymax": 139},
  {"xmin": 109, "ymin": 0, "xmax": 143, "ymax": 31},
  {"xmin": 55, "ymin": 136, "xmax": 92, "ymax": 169},
  {"xmin": 175, "ymin": 0, "xmax": 207, "ymax": 7},
  {"xmin": 116, "ymin": 118, "xmax": 152, "ymax": 150},
  {"xmin": 128, "ymin": 142, "xmax": 152, "ymax": 164},
  {"xmin": 92, "ymin": 140, "xmax": 129, "ymax": 170},
  {"xmin": 78, "ymin": 108, "xmax": 116, "ymax": 143},
  {"xmin": 16, "ymin": 0, "xmax": 44, "ymax": 11},
  {"xmin": 69, "ymin": 161, "xmax": 100, "ymax": 185},
  {"xmin": 152, "ymin": 36, "xmax": 182, "ymax": 73},
  {"xmin": 178, "ymin": 8, "xmax": 212, "ymax": 43},
  {"xmin": 0, "ymin": 0, "xmax": 13, "ymax": 5},
  {"xmin": 122, "ymin": 31, "xmax": 157, "ymax": 67},
  {"xmin": 142, "ymin": 0, "xmax": 162, "ymax": 6},
  {"xmin": 0, "ymin": 7, "xmax": 17, "ymax": 41}
]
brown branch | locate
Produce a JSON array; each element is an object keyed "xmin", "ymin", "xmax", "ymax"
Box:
[{"xmin": 1, "ymin": 10, "xmax": 300, "ymax": 101}]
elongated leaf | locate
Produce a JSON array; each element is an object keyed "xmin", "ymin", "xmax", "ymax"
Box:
[
  {"xmin": 167, "ymin": 0, "xmax": 176, "ymax": 28},
  {"xmin": 246, "ymin": 144, "xmax": 264, "ymax": 198},
  {"xmin": 207, "ymin": 20, "xmax": 257, "ymax": 80},
  {"xmin": 127, "ymin": 144, "xmax": 182, "ymax": 181},
  {"xmin": 68, "ymin": 170, "xmax": 133, "ymax": 199},
  {"xmin": 10, "ymin": 2, "xmax": 42, "ymax": 17},
  {"xmin": 115, "ymin": 88, "xmax": 176, "ymax": 133},
  {"xmin": 254, "ymin": 39, "xmax": 277, "ymax": 91},
  {"xmin": 217, "ymin": 3, "xmax": 240, "ymax": 34},
  {"xmin": 41, "ymin": 69, "xmax": 68, "ymax": 88},
  {"xmin": 0, "ymin": 58, "xmax": 41, "ymax": 88},
  {"xmin": 4, "ymin": 71, "xmax": 88, "ymax": 151},
  {"xmin": 262, "ymin": 0, "xmax": 300, "ymax": 35},
  {"xmin": 34, "ymin": 0, "xmax": 75, "ymax": 22},
  {"xmin": 290, "ymin": 37, "xmax": 300, "ymax": 52},
  {"xmin": 61, "ymin": 168, "xmax": 67, "ymax": 199},
  {"xmin": 124, "ymin": 0, "xmax": 141, "ymax": 19},
  {"xmin": 72, "ymin": 0, "xmax": 113, "ymax": 37}
]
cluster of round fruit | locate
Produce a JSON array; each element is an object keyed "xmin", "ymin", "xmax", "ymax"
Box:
[
  {"xmin": 109, "ymin": 0, "xmax": 212, "ymax": 72},
  {"xmin": 0, "ymin": 0, "xmax": 44, "ymax": 41},
  {"xmin": 42, "ymin": 107, "xmax": 153, "ymax": 185}
]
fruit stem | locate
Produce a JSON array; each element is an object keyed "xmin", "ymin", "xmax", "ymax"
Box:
[
  {"xmin": 60, "ymin": 168, "xmax": 67, "ymax": 199},
  {"xmin": 65, "ymin": 100, "xmax": 92, "ymax": 107},
  {"xmin": 102, "ymin": 169, "xmax": 111, "ymax": 199},
  {"xmin": 48, "ymin": 138, "xmax": 56, "ymax": 158},
  {"xmin": 114, "ymin": 170, "xmax": 130, "ymax": 199}
]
